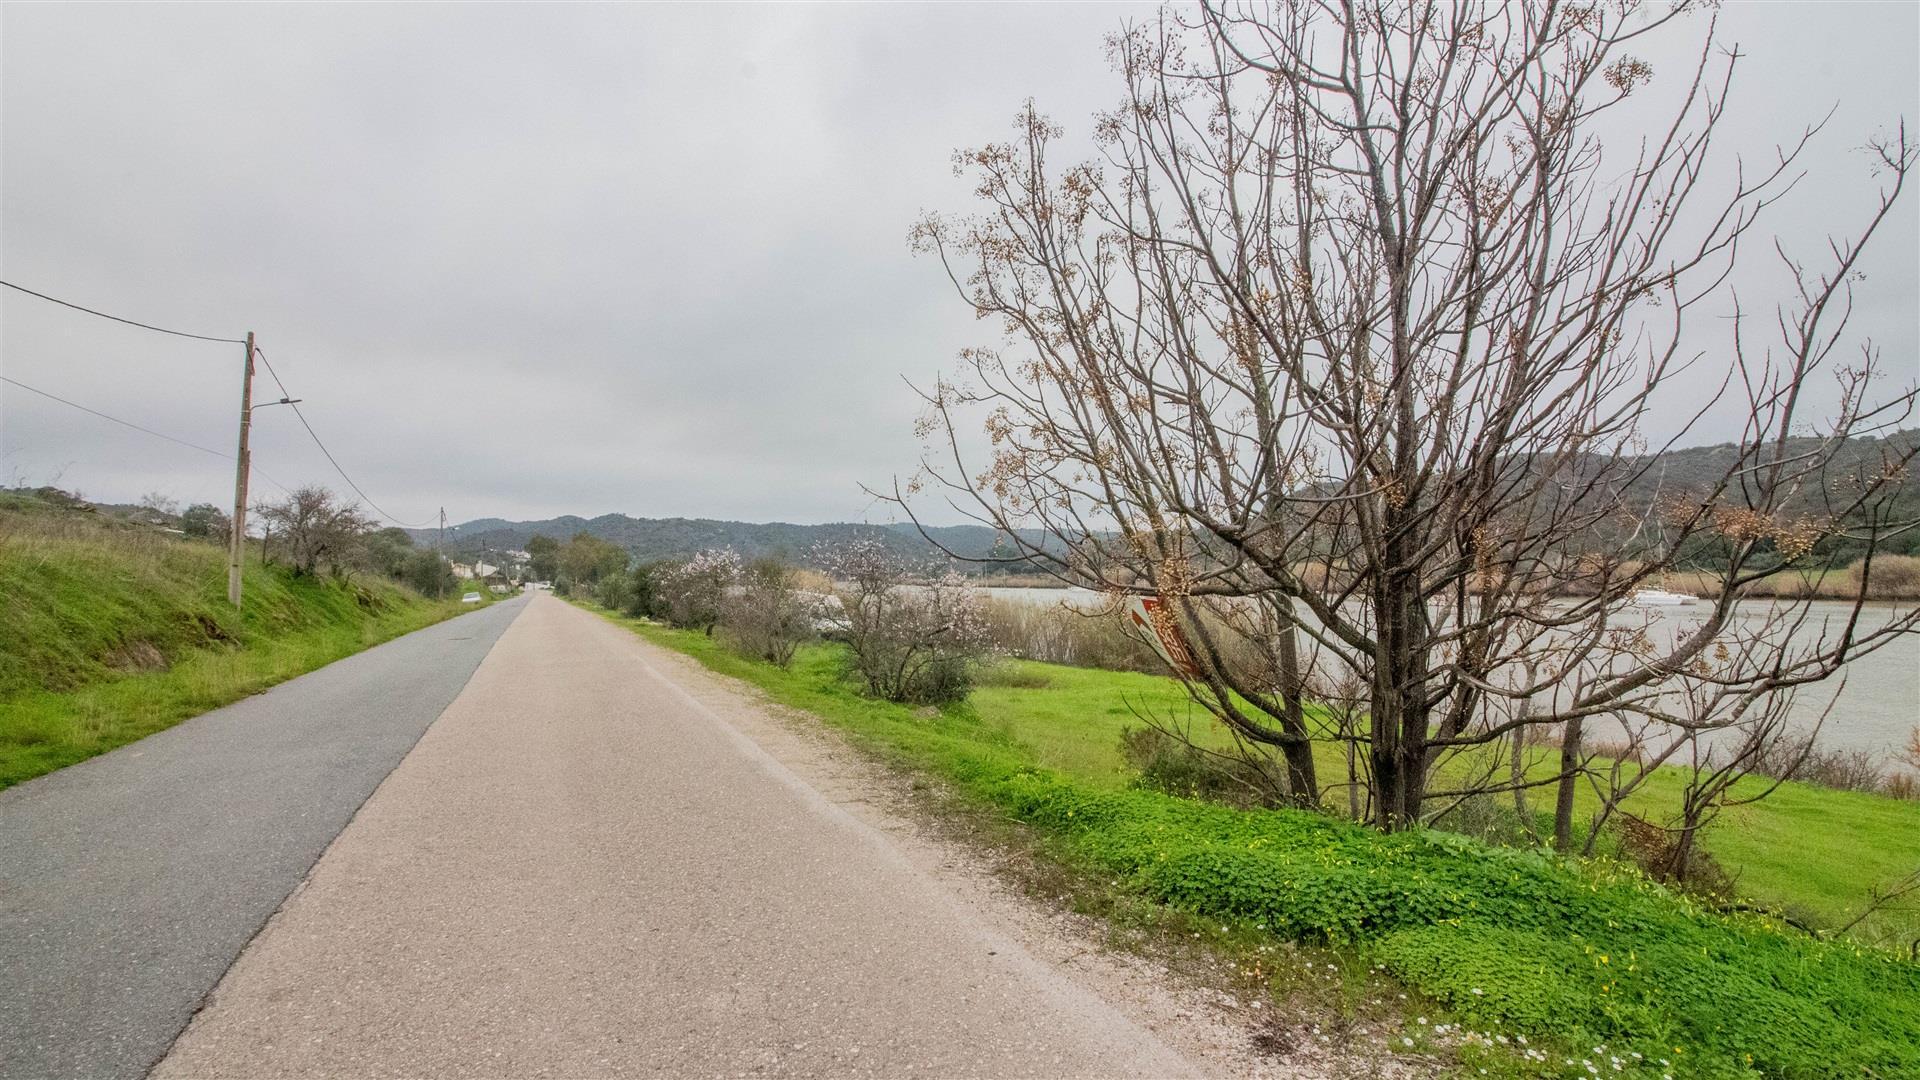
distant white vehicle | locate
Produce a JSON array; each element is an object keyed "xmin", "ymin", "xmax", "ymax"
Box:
[
  {"xmin": 461, "ymin": 592, "xmax": 483, "ymax": 604},
  {"xmin": 1629, "ymin": 587, "xmax": 1698, "ymax": 608}
]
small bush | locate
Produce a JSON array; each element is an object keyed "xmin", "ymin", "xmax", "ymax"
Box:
[
  {"xmin": 1747, "ymin": 732, "xmax": 1900, "ymax": 795},
  {"xmin": 656, "ymin": 549, "xmax": 741, "ymax": 633},
  {"xmin": 1614, "ymin": 814, "xmax": 1738, "ymax": 901},
  {"xmin": 621, "ymin": 561, "xmax": 672, "ymax": 620},
  {"xmin": 718, "ymin": 558, "xmax": 812, "ymax": 668},
  {"xmin": 819, "ymin": 538, "xmax": 990, "ymax": 704},
  {"xmin": 1430, "ymin": 792, "xmax": 1540, "ymax": 849},
  {"xmin": 1118, "ymin": 726, "xmax": 1286, "ymax": 809}
]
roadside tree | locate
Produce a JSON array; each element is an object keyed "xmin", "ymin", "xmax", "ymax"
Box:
[
  {"xmin": 360, "ymin": 527, "xmax": 416, "ymax": 579},
  {"xmin": 402, "ymin": 548, "xmax": 458, "ymax": 598},
  {"xmin": 254, "ymin": 486, "xmax": 377, "ymax": 577},
  {"xmin": 899, "ymin": 1, "xmax": 1919, "ymax": 831},
  {"xmin": 558, "ymin": 532, "xmax": 628, "ymax": 588},
  {"xmin": 178, "ymin": 503, "xmax": 230, "ymax": 544},
  {"xmin": 526, "ymin": 534, "xmax": 561, "ymax": 583}
]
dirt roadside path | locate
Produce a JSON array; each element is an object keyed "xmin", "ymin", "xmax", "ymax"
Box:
[{"xmin": 155, "ymin": 593, "xmax": 1300, "ymax": 1078}]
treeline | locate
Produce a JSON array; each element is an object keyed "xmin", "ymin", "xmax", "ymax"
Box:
[
  {"xmin": 551, "ymin": 532, "xmax": 992, "ymax": 705},
  {"xmin": 420, "ymin": 515, "xmax": 1062, "ymax": 575},
  {"xmin": 76, "ymin": 485, "xmax": 469, "ymax": 600}
]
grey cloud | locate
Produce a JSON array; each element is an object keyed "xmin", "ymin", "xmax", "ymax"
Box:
[{"xmin": 3, "ymin": 2, "xmax": 1912, "ymax": 526}]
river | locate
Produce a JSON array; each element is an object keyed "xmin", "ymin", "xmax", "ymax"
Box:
[{"xmin": 978, "ymin": 587, "xmax": 1920, "ymax": 773}]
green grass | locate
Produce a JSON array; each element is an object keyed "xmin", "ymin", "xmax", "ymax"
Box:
[
  {"xmin": 0, "ymin": 503, "xmax": 469, "ymax": 789},
  {"xmin": 967, "ymin": 659, "xmax": 1920, "ymax": 945},
  {"xmin": 587, "ymin": 605, "xmax": 1920, "ymax": 1080}
]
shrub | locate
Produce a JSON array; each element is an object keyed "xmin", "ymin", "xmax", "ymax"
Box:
[
  {"xmin": 656, "ymin": 549, "xmax": 742, "ymax": 632},
  {"xmin": 978, "ymin": 599, "xmax": 1160, "ymax": 672},
  {"xmin": 819, "ymin": 538, "xmax": 990, "ymax": 704},
  {"xmin": 592, "ymin": 570, "xmax": 632, "ymax": 611},
  {"xmin": 1861, "ymin": 554, "xmax": 1920, "ymax": 599},
  {"xmin": 1614, "ymin": 813, "xmax": 1738, "ymax": 901},
  {"xmin": 621, "ymin": 561, "xmax": 672, "ymax": 619},
  {"xmin": 1118, "ymin": 725, "xmax": 1285, "ymax": 809},
  {"xmin": 718, "ymin": 558, "xmax": 812, "ymax": 668},
  {"xmin": 1428, "ymin": 791, "xmax": 1540, "ymax": 849},
  {"xmin": 1747, "ymin": 732, "xmax": 1900, "ymax": 795},
  {"xmin": 178, "ymin": 503, "xmax": 230, "ymax": 543}
]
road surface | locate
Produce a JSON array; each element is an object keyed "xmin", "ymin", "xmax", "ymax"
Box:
[
  {"xmin": 155, "ymin": 594, "xmax": 1199, "ymax": 1077},
  {"xmin": 11, "ymin": 593, "xmax": 1208, "ymax": 1078},
  {"xmin": 0, "ymin": 597, "xmax": 529, "ymax": 1080}
]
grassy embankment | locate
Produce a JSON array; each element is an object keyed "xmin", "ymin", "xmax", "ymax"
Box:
[
  {"xmin": 583, "ymin": 601, "xmax": 1918, "ymax": 1080},
  {"xmin": 0, "ymin": 499, "xmax": 470, "ymax": 790},
  {"xmin": 969, "ymin": 660, "xmax": 1920, "ymax": 945}
]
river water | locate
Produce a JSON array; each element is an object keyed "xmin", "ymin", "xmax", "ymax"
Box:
[{"xmin": 980, "ymin": 587, "xmax": 1919, "ymax": 771}]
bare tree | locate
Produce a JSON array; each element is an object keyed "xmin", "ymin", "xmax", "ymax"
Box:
[
  {"xmin": 897, "ymin": 0, "xmax": 1918, "ymax": 830},
  {"xmin": 254, "ymin": 486, "xmax": 376, "ymax": 577}
]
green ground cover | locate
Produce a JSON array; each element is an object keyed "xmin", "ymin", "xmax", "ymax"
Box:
[
  {"xmin": 588, "ymin": 606, "xmax": 1920, "ymax": 1080},
  {"xmin": 967, "ymin": 660, "xmax": 1920, "ymax": 945},
  {"xmin": 0, "ymin": 504, "xmax": 467, "ymax": 789}
]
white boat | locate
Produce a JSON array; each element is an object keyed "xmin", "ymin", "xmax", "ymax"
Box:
[{"xmin": 1629, "ymin": 587, "xmax": 1698, "ymax": 607}]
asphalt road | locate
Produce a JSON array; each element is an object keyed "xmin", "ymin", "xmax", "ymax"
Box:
[
  {"xmin": 154, "ymin": 594, "xmax": 1200, "ymax": 1078},
  {"xmin": 0, "ymin": 596, "xmax": 528, "ymax": 1080}
]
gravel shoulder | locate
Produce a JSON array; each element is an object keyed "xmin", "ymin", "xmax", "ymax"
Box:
[
  {"xmin": 156, "ymin": 594, "xmax": 1239, "ymax": 1078},
  {"xmin": 620, "ymin": 614, "xmax": 1343, "ymax": 1080}
]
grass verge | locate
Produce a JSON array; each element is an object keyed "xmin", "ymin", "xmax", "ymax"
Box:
[
  {"xmin": 584, "ymin": 602, "xmax": 1920, "ymax": 1080},
  {"xmin": 0, "ymin": 506, "xmax": 470, "ymax": 789}
]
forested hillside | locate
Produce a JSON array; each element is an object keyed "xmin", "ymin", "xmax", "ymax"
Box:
[
  {"xmin": 413, "ymin": 515, "xmax": 1061, "ymax": 574},
  {"xmin": 426, "ymin": 430, "xmax": 1917, "ymax": 571}
]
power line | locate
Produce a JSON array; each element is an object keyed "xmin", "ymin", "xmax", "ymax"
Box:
[
  {"xmin": 0, "ymin": 278, "xmax": 430, "ymax": 527},
  {"xmin": 1, "ymin": 374, "xmax": 291, "ymax": 493},
  {"xmin": 252, "ymin": 346, "xmax": 433, "ymax": 528},
  {"xmin": 0, "ymin": 280, "xmax": 245, "ymax": 344}
]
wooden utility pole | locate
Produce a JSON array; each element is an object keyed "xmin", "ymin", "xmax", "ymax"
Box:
[{"xmin": 228, "ymin": 332, "xmax": 255, "ymax": 608}]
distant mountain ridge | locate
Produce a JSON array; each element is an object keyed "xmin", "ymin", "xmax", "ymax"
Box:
[
  {"xmin": 407, "ymin": 514, "xmax": 1059, "ymax": 574},
  {"xmin": 417, "ymin": 429, "xmax": 1917, "ymax": 571}
]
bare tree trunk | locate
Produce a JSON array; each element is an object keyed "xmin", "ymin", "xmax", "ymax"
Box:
[
  {"xmin": 1272, "ymin": 617, "xmax": 1319, "ymax": 803},
  {"xmin": 1554, "ymin": 717, "xmax": 1586, "ymax": 853},
  {"xmin": 1511, "ymin": 724, "xmax": 1531, "ymax": 830}
]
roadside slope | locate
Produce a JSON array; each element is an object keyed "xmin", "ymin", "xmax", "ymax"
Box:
[
  {"xmin": 0, "ymin": 596, "xmax": 527, "ymax": 1080},
  {"xmin": 0, "ymin": 494, "xmax": 474, "ymax": 788},
  {"xmin": 156, "ymin": 593, "xmax": 1209, "ymax": 1079}
]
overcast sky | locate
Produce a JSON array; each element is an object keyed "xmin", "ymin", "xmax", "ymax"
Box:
[{"xmin": 3, "ymin": 2, "xmax": 1914, "ymax": 528}]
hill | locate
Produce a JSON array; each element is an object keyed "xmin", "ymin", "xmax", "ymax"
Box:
[
  {"xmin": 422, "ymin": 429, "xmax": 1918, "ymax": 572},
  {"xmin": 411, "ymin": 515, "xmax": 1062, "ymax": 574}
]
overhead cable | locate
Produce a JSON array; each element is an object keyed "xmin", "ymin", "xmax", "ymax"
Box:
[
  {"xmin": 1, "ymin": 374, "xmax": 291, "ymax": 493},
  {"xmin": 0, "ymin": 280, "xmax": 246, "ymax": 344},
  {"xmin": 252, "ymin": 347, "xmax": 434, "ymax": 527}
]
